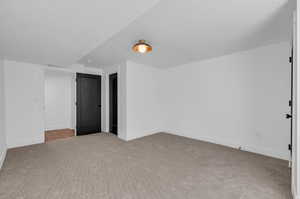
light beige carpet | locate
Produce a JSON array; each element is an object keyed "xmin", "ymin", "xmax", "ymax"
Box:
[{"xmin": 0, "ymin": 133, "xmax": 291, "ymax": 199}]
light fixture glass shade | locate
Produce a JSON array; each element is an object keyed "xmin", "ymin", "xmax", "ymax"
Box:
[{"xmin": 132, "ymin": 40, "xmax": 152, "ymax": 53}]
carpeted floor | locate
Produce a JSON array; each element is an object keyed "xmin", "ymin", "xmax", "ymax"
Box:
[{"xmin": 0, "ymin": 133, "xmax": 291, "ymax": 199}]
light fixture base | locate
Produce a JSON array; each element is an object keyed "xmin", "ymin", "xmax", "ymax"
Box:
[{"xmin": 132, "ymin": 40, "xmax": 152, "ymax": 54}]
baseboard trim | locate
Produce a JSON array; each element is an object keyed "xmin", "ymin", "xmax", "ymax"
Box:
[
  {"xmin": 126, "ymin": 131, "xmax": 163, "ymax": 141},
  {"xmin": 292, "ymin": 182, "xmax": 299, "ymax": 199},
  {"xmin": 293, "ymin": 195, "xmax": 300, "ymax": 199},
  {"xmin": 164, "ymin": 131, "xmax": 289, "ymax": 161},
  {"xmin": 8, "ymin": 138, "xmax": 44, "ymax": 149},
  {"xmin": 0, "ymin": 148, "xmax": 7, "ymax": 170}
]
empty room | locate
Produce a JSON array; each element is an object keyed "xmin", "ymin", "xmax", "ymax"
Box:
[{"xmin": 0, "ymin": 0, "xmax": 300, "ymax": 199}]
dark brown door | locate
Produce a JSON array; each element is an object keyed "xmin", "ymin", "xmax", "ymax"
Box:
[
  {"xmin": 109, "ymin": 73, "xmax": 118, "ymax": 135},
  {"xmin": 76, "ymin": 73, "xmax": 101, "ymax": 136}
]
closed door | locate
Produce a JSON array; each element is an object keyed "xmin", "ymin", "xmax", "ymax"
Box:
[
  {"xmin": 109, "ymin": 73, "xmax": 118, "ymax": 135},
  {"xmin": 76, "ymin": 73, "xmax": 101, "ymax": 135}
]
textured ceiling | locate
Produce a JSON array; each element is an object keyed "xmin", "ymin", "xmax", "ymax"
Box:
[
  {"xmin": 0, "ymin": 0, "xmax": 160, "ymax": 66},
  {"xmin": 0, "ymin": 0, "xmax": 294, "ymax": 68},
  {"xmin": 80, "ymin": 0, "xmax": 293, "ymax": 68}
]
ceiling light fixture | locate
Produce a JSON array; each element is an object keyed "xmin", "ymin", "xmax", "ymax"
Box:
[{"xmin": 132, "ymin": 40, "xmax": 152, "ymax": 54}]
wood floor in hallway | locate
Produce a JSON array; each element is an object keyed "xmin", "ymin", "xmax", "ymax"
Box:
[{"xmin": 45, "ymin": 129, "xmax": 75, "ymax": 142}]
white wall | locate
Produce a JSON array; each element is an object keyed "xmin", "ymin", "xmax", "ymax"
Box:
[
  {"xmin": 100, "ymin": 42, "xmax": 290, "ymax": 161},
  {"xmin": 294, "ymin": 2, "xmax": 300, "ymax": 198},
  {"xmin": 124, "ymin": 61, "xmax": 166, "ymax": 140},
  {"xmin": 102, "ymin": 61, "xmax": 166, "ymax": 140},
  {"xmin": 45, "ymin": 70, "xmax": 75, "ymax": 130},
  {"xmin": 1, "ymin": 61, "xmax": 105, "ymax": 149},
  {"xmin": 118, "ymin": 63, "xmax": 128, "ymax": 140},
  {"xmin": 103, "ymin": 43, "xmax": 290, "ymax": 161},
  {"xmin": 162, "ymin": 42, "xmax": 291, "ymax": 160},
  {"xmin": 4, "ymin": 60, "xmax": 45, "ymax": 148},
  {"xmin": 0, "ymin": 59, "xmax": 7, "ymax": 169}
]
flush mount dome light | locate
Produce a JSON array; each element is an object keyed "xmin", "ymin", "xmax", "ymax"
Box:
[{"xmin": 132, "ymin": 40, "xmax": 152, "ymax": 53}]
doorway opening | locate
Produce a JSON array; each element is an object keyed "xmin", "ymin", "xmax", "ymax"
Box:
[
  {"xmin": 44, "ymin": 70, "xmax": 76, "ymax": 142},
  {"xmin": 109, "ymin": 73, "xmax": 118, "ymax": 135}
]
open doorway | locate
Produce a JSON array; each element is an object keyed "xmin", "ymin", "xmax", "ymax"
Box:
[
  {"xmin": 44, "ymin": 70, "xmax": 76, "ymax": 142},
  {"xmin": 109, "ymin": 73, "xmax": 118, "ymax": 135}
]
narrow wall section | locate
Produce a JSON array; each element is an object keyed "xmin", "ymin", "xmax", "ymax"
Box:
[
  {"xmin": 125, "ymin": 61, "xmax": 167, "ymax": 140},
  {"xmin": 4, "ymin": 60, "xmax": 45, "ymax": 148},
  {"xmin": 0, "ymin": 59, "xmax": 7, "ymax": 169}
]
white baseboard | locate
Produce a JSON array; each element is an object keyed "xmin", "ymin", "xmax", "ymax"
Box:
[
  {"xmin": 126, "ymin": 130, "xmax": 163, "ymax": 141},
  {"xmin": 45, "ymin": 126, "xmax": 73, "ymax": 131},
  {"xmin": 0, "ymin": 148, "xmax": 7, "ymax": 170},
  {"xmin": 122, "ymin": 131, "xmax": 289, "ymax": 160},
  {"xmin": 7, "ymin": 138, "xmax": 44, "ymax": 149},
  {"xmin": 164, "ymin": 131, "xmax": 289, "ymax": 161},
  {"xmin": 293, "ymin": 195, "xmax": 300, "ymax": 199},
  {"xmin": 292, "ymin": 181, "xmax": 299, "ymax": 199}
]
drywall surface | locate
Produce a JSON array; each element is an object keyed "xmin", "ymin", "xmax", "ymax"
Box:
[
  {"xmin": 45, "ymin": 70, "xmax": 75, "ymax": 130},
  {"xmin": 118, "ymin": 63, "xmax": 128, "ymax": 140},
  {"xmin": 101, "ymin": 42, "xmax": 290, "ymax": 160},
  {"xmin": 0, "ymin": 59, "xmax": 7, "ymax": 169},
  {"xmin": 101, "ymin": 73, "xmax": 107, "ymax": 133},
  {"xmin": 125, "ymin": 61, "xmax": 166, "ymax": 140},
  {"xmin": 4, "ymin": 60, "xmax": 45, "ymax": 148},
  {"xmin": 293, "ymin": 5, "xmax": 299, "ymax": 198},
  {"xmin": 163, "ymin": 42, "xmax": 291, "ymax": 160}
]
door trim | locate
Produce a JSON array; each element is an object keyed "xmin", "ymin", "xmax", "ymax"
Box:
[{"xmin": 109, "ymin": 73, "xmax": 118, "ymax": 135}]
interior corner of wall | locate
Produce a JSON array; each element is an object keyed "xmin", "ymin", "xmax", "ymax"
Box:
[
  {"xmin": 125, "ymin": 60, "xmax": 131, "ymax": 66},
  {"xmin": 0, "ymin": 148, "xmax": 7, "ymax": 170}
]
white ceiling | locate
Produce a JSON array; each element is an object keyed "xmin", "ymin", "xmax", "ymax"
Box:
[
  {"xmin": 80, "ymin": 0, "xmax": 293, "ymax": 68},
  {"xmin": 0, "ymin": 0, "xmax": 294, "ymax": 69},
  {"xmin": 0, "ymin": 0, "xmax": 160, "ymax": 66}
]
